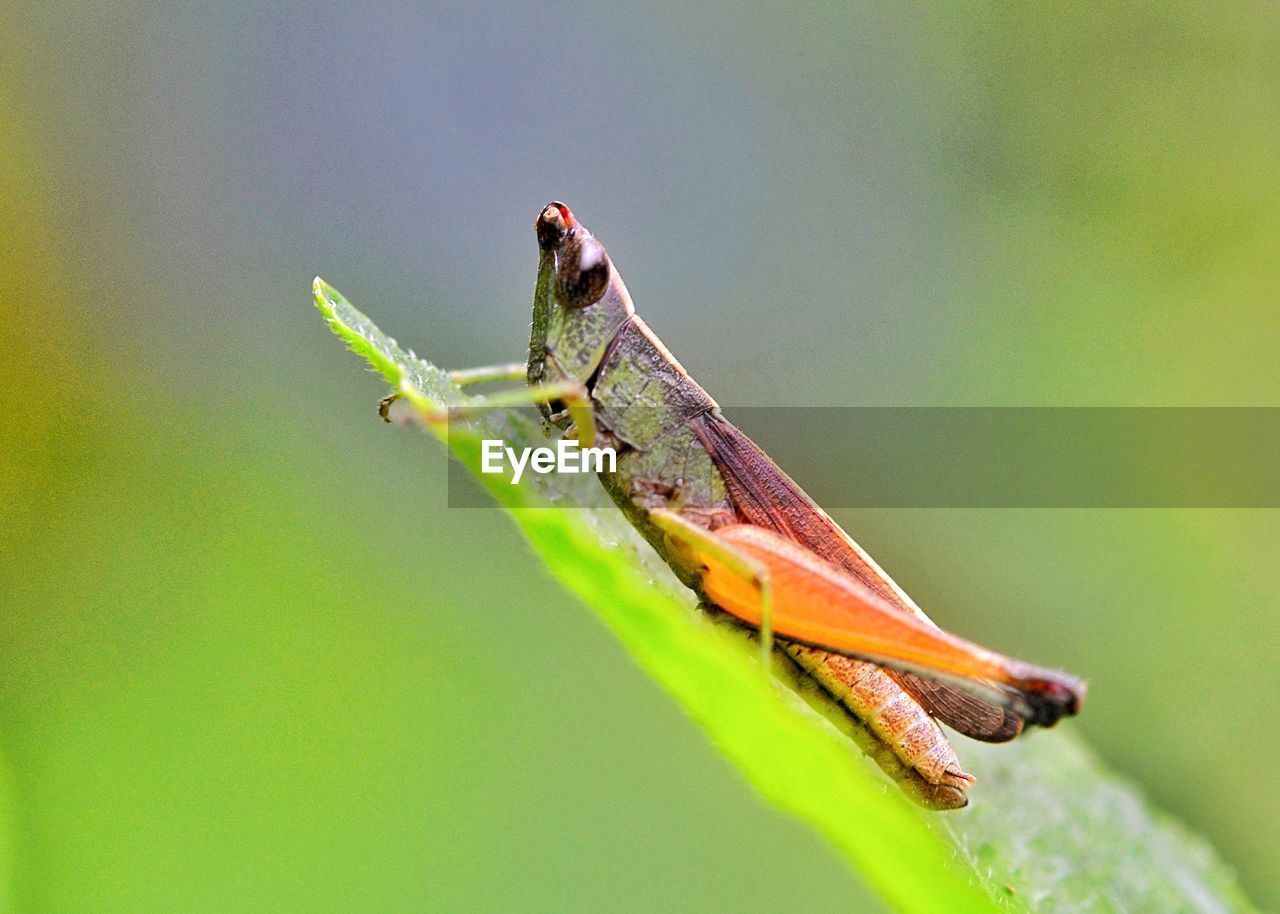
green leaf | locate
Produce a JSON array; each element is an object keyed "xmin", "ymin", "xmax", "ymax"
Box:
[
  {"xmin": 314, "ymin": 278, "xmax": 1258, "ymax": 914},
  {"xmin": 0, "ymin": 750, "xmax": 13, "ymax": 914}
]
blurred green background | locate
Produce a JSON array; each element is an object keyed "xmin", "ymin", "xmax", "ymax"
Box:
[{"xmin": 2, "ymin": 3, "xmax": 1278, "ymax": 911}]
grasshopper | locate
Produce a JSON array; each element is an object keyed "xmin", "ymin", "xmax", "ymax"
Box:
[{"xmin": 393, "ymin": 201, "xmax": 1085, "ymax": 809}]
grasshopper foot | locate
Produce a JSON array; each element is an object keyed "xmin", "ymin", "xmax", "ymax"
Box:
[{"xmin": 378, "ymin": 393, "xmax": 400, "ymax": 422}]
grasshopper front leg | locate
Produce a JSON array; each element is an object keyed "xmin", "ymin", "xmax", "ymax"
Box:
[
  {"xmin": 380, "ymin": 364, "xmax": 598, "ymax": 447},
  {"xmin": 447, "ymin": 361, "xmax": 528, "ymax": 387},
  {"xmin": 379, "ymin": 362, "xmax": 529, "ymax": 421}
]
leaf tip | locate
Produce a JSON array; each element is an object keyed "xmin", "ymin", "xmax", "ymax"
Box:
[{"xmin": 312, "ymin": 276, "xmax": 336, "ymax": 310}]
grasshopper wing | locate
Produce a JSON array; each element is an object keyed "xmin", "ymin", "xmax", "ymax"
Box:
[
  {"xmin": 690, "ymin": 411, "xmax": 1077, "ymax": 733},
  {"xmin": 890, "ymin": 673, "xmax": 1023, "ymax": 742}
]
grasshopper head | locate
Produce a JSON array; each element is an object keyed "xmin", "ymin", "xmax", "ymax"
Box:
[
  {"xmin": 536, "ymin": 202, "xmax": 614, "ymax": 309},
  {"xmin": 527, "ymin": 202, "xmax": 635, "ymax": 391}
]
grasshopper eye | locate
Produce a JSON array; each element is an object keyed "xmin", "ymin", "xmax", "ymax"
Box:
[
  {"xmin": 555, "ymin": 236, "xmax": 611, "ymax": 309},
  {"xmin": 536, "ymin": 201, "xmax": 574, "ymax": 251}
]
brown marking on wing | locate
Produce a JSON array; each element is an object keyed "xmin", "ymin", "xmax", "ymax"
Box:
[
  {"xmin": 691, "ymin": 410, "xmax": 1042, "ymax": 740},
  {"xmin": 891, "ymin": 673, "xmax": 1023, "ymax": 742}
]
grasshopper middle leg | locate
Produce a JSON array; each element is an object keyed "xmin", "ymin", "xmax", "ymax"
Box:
[{"xmin": 649, "ymin": 509, "xmax": 776, "ymax": 669}]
